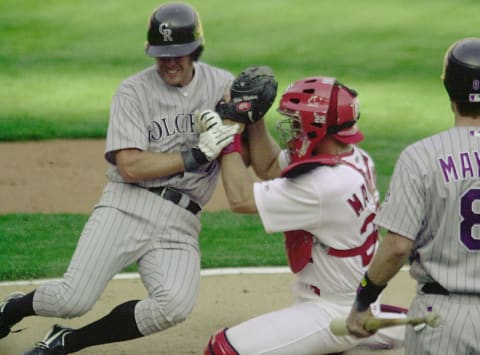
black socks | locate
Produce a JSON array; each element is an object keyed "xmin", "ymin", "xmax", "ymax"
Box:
[
  {"xmin": 65, "ymin": 300, "xmax": 143, "ymax": 353},
  {"xmin": 3, "ymin": 291, "xmax": 36, "ymax": 326}
]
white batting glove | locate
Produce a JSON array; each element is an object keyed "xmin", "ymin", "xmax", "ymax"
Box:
[
  {"xmin": 194, "ymin": 109, "xmax": 223, "ymax": 133},
  {"xmin": 198, "ymin": 124, "xmax": 239, "ymax": 161}
]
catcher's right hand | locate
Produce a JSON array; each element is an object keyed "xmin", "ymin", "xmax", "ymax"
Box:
[{"xmin": 216, "ymin": 65, "xmax": 278, "ymax": 125}]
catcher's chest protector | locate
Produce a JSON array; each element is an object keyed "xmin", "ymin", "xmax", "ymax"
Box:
[
  {"xmin": 284, "ymin": 230, "xmax": 314, "ymax": 273},
  {"xmin": 282, "ymin": 158, "xmax": 335, "ymax": 273}
]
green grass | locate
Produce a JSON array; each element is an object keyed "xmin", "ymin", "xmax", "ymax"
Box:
[
  {"xmin": 200, "ymin": 212, "xmax": 286, "ymax": 268},
  {"xmin": 1, "ymin": 0, "xmax": 478, "ymax": 280},
  {"xmin": 0, "ymin": 213, "xmax": 286, "ymax": 281},
  {"xmin": 0, "ymin": 214, "xmax": 85, "ymax": 280},
  {"xmin": 0, "ymin": 0, "xmax": 475, "ymax": 141}
]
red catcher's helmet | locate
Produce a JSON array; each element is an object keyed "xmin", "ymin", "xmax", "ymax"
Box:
[{"xmin": 276, "ymin": 76, "xmax": 363, "ymax": 163}]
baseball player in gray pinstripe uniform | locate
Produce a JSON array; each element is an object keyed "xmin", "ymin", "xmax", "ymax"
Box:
[
  {"xmin": 0, "ymin": 3, "xmax": 238, "ymax": 354},
  {"xmin": 346, "ymin": 37, "xmax": 480, "ymax": 354}
]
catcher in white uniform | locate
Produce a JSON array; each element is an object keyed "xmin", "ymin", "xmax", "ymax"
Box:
[
  {"xmin": 203, "ymin": 76, "xmax": 406, "ymax": 354},
  {"xmin": 346, "ymin": 38, "xmax": 480, "ymax": 355},
  {"xmin": 0, "ymin": 3, "xmax": 239, "ymax": 354}
]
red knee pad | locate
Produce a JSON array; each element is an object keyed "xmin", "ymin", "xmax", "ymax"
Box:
[{"xmin": 204, "ymin": 328, "xmax": 238, "ymax": 355}]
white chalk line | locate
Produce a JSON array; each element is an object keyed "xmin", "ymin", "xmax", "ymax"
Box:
[{"xmin": 0, "ymin": 266, "xmax": 409, "ymax": 287}]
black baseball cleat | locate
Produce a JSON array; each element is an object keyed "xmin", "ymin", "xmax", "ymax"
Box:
[
  {"xmin": 0, "ymin": 291, "xmax": 25, "ymax": 339},
  {"xmin": 23, "ymin": 324, "xmax": 74, "ymax": 355}
]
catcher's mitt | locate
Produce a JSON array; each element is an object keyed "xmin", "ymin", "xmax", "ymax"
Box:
[{"xmin": 216, "ymin": 65, "xmax": 278, "ymax": 124}]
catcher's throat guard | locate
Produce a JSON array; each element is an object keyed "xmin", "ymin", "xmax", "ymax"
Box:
[{"xmin": 280, "ymin": 154, "xmax": 341, "ymax": 178}]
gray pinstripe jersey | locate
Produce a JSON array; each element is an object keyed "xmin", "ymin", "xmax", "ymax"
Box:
[
  {"xmin": 375, "ymin": 126, "xmax": 480, "ymax": 293},
  {"xmin": 104, "ymin": 61, "xmax": 234, "ymax": 206},
  {"xmin": 32, "ymin": 61, "xmax": 235, "ymax": 336}
]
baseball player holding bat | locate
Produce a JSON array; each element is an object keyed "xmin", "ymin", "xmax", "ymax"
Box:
[
  {"xmin": 202, "ymin": 74, "xmax": 406, "ymax": 354},
  {"xmin": 346, "ymin": 37, "xmax": 480, "ymax": 354},
  {"xmin": 0, "ymin": 2, "xmax": 239, "ymax": 354}
]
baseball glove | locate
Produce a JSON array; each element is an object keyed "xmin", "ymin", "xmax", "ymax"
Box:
[{"xmin": 216, "ymin": 65, "xmax": 278, "ymax": 124}]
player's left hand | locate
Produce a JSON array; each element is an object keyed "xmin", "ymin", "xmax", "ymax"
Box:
[
  {"xmin": 194, "ymin": 109, "xmax": 223, "ymax": 133},
  {"xmin": 198, "ymin": 124, "xmax": 240, "ymax": 161}
]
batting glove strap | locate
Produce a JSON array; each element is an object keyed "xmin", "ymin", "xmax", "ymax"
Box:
[
  {"xmin": 354, "ymin": 272, "xmax": 386, "ymax": 312},
  {"xmin": 220, "ymin": 134, "xmax": 242, "ymax": 157},
  {"xmin": 182, "ymin": 148, "xmax": 209, "ymax": 172}
]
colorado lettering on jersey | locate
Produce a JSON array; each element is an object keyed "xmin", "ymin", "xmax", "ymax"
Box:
[
  {"xmin": 148, "ymin": 113, "xmax": 195, "ymax": 141},
  {"xmin": 347, "ymin": 183, "xmax": 370, "ymax": 216},
  {"xmin": 438, "ymin": 151, "xmax": 480, "ymax": 183}
]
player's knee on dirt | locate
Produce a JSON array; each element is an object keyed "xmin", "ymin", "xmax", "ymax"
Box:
[{"xmin": 204, "ymin": 328, "xmax": 238, "ymax": 355}]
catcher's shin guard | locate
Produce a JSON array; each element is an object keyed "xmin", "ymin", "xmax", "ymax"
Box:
[{"xmin": 204, "ymin": 328, "xmax": 239, "ymax": 355}]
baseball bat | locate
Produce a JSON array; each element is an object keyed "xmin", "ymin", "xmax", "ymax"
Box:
[{"xmin": 329, "ymin": 312, "xmax": 441, "ymax": 336}]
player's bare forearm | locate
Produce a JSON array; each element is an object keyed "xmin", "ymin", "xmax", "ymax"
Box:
[
  {"xmin": 220, "ymin": 152, "xmax": 257, "ymax": 214},
  {"xmin": 247, "ymin": 119, "xmax": 281, "ymax": 179},
  {"xmin": 366, "ymin": 232, "xmax": 412, "ymax": 285},
  {"xmin": 115, "ymin": 148, "xmax": 184, "ymax": 182},
  {"xmin": 346, "ymin": 232, "xmax": 412, "ymax": 337}
]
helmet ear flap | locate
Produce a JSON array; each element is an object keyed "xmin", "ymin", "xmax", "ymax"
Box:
[
  {"xmin": 191, "ymin": 45, "xmax": 204, "ymax": 61},
  {"xmin": 326, "ymin": 83, "xmax": 363, "ymax": 144},
  {"xmin": 326, "ymin": 83, "xmax": 339, "ymax": 127}
]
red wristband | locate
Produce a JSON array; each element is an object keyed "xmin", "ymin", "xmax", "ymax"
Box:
[{"xmin": 221, "ymin": 134, "xmax": 242, "ymax": 156}]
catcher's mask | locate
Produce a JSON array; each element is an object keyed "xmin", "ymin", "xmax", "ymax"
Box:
[
  {"xmin": 145, "ymin": 2, "xmax": 204, "ymax": 60},
  {"xmin": 276, "ymin": 76, "xmax": 363, "ymax": 163},
  {"xmin": 442, "ymin": 37, "xmax": 480, "ymax": 103}
]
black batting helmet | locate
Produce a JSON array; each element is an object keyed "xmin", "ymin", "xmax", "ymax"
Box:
[
  {"xmin": 145, "ymin": 2, "xmax": 204, "ymax": 58},
  {"xmin": 443, "ymin": 37, "xmax": 480, "ymax": 103}
]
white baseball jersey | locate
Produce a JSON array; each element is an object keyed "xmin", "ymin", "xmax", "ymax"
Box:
[
  {"xmin": 374, "ymin": 126, "xmax": 480, "ymax": 355},
  {"xmin": 225, "ymin": 146, "xmax": 405, "ymax": 354},
  {"xmin": 255, "ymin": 146, "xmax": 379, "ymax": 295},
  {"xmin": 32, "ymin": 61, "xmax": 234, "ymax": 336}
]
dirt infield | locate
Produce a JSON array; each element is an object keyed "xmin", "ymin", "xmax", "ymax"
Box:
[
  {"xmin": 0, "ymin": 139, "xmax": 416, "ymax": 354},
  {"xmin": 0, "ymin": 139, "xmax": 229, "ymax": 214}
]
